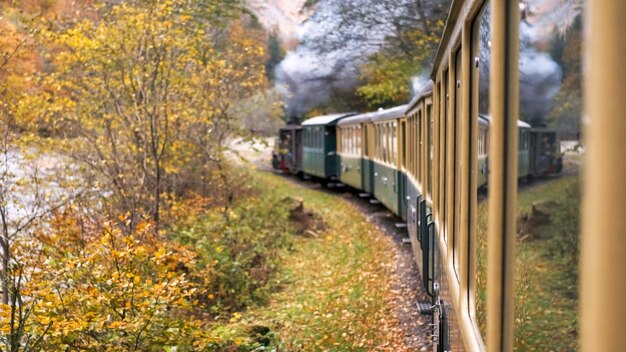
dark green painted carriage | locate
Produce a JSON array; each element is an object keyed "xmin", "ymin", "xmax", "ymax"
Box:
[{"xmin": 302, "ymin": 112, "xmax": 356, "ymax": 179}]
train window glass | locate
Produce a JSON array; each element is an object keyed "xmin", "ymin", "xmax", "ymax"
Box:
[
  {"xmin": 350, "ymin": 127, "xmax": 353, "ymax": 155},
  {"xmin": 364, "ymin": 125, "xmax": 368, "ymax": 157},
  {"xmin": 389, "ymin": 123, "xmax": 392, "ymax": 165},
  {"xmin": 428, "ymin": 104, "xmax": 433, "ymax": 196},
  {"xmin": 411, "ymin": 115, "xmax": 414, "ymax": 175},
  {"xmin": 418, "ymin": 109, "xmax": 422, "ymax": 184},
  {"xmin": 305, "ymin": 129, "xmax": 309, "ymax": 148},
  {"xmin": 349, "ymin": 127, "xmax": 353, "ymax": 155},
  {"xmin": 524, "ymin": 131, "xmax": 529, "ymax": 150},
  {"xmin": 388, "ymin": 122, "xmax": 392, "ymax": 164},
  {"xmin": 391, "ymin": 122, "xmax": 395, "ymax": 165},
  {"xmin": 412, "ymin": 115, "xmax": 416, "ymax": 176},
  {"xmin": 473, "ymin": 2, "xmax": 490, "ymax": 340},
  {"xmin": 317, "ymin": 128, "xmax": 321, "ymax": 150},
  {"xmin": 409, "ymin": 116, "xmax": 413, "ymax": 175},
  {"xmin": 319, "ymin": 128, "xmax": 322, "ymax": 150},
  {"xmin": 353, "ymin": 127, "xmax": 356, "ymax": 155},
  {"xmin": 384, "ymin": 123, "xmax": 389, "ymax": 163},
  {"xmin": 347, "ymin": 127, "xmax": 351, "ymax": 154},
  {"xmin": 401, "ymin": 121, "xmax": 406, "ymax": 168},
  {"xmin": 339, "ymin": 128, "xmax": 342, "ymax": 153},
  {"xmin": 391, "ymin": 122, "xmax": 398, "ymax": 165},
  {"xmin": 355, "ymin": 126, "xmax": 357, "ymax": 155},
  {"xmin": 452, "ymin": 46, "xmax": 462, "ymax": 279},
  {"xmin": 375, "ymin": 125, "xmax": 378, "ymax": 160},
  {"xmin": 443, "ymin": 68, "xmax": 449, "ymax": 242},
  {"xmin": 383, "ymin": 123, "xmax": 389, "ymax": 163},
  {"xmin": 356, "ymin": 125, "xmax": 363, "ymax": 155},
  {"xmin": 437, "ymin": 81, "xmax": 442, "ymax": 216},
  {"xmin": 387, "ymin": 122, "xmax": 393, "ymax": 163},
  {"xmin": 513, "ymin": 7, "xmax": 581, "ymax": 348},
  {"xmin": 412, "ymin": 113, "xmax": 419, "ymax": 177},
  {"xmin": 379, "ymin": 124, "xmax": 383, "ymax": 161},
  {"xmin": 350, "ymin": 126, "xmax": 353, "ymax": 155}
]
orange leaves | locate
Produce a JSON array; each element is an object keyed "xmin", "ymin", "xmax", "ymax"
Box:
[{"xmin": 8, "ymin": 211, "xmax": 223, "ymax": 350}]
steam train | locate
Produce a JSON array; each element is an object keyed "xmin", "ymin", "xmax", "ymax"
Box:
[
  {"xmin": 272, "ymin": 91, "xmax": 561, "ymax": 350},
  {"xmin": 271, "ymin": 0, "xmax": 624, "ymax": 351}
]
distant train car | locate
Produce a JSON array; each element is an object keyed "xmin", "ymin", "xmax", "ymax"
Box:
[
  {"xmin": 529, "ymin": 127, "xmax": 563, "ymax": 177},
  {"xmin": 337, "ymin": 114, "xmax": 369, "ymax": 191},
  {"xmin": 272, "ymin": 125, "xmax": 302, "ymax": 174},
  {"xmin": 476, "ymin": 115, "xmax": 535, "ymax": 188},
  {"xmin": 301, "ymin": 112, "xmax": 356, "ymax": 180},
  {"xmin": 337, "ymin": 106, "xmax": 407, "ymax": 216}
]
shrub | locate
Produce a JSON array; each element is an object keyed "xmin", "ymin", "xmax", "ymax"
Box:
[
  {"xmin": 171, "ymin": 191, "xmax": 294, "ymax": 313},
  {"xmin": 546, "ymin": 177, "xmax": 581, "ymax": 290}
]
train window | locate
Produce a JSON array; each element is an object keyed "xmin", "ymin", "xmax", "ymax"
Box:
[
  {"xmin": 349, "ymin": 127, "xmax": 353, "ymax": 154},
  {"xmin": 516, "ymin": 3, "xmax": 580, "ymax": 349},
  {"xmin": 453, "ymin": 46, "xmax": 462, "ymax": 279},
  {"xmin": 385, "ymin": 123, "xmax": 389, "ymax": 164},
  {"xmin": 318, "ymin": 127, "xmax": 325, "ymax": 149},
  {"xmin": 357, "ymin": 126, "xmax": 360, "ymax": 155},
  {"xmin": 347, "ymin": 127, "xmax": 351, "ymax": 154},
  {"xmin": 375, "ymin": 124, "xmax": 380, "ymax": 161},
  {"xmin": 428, "ymin": 103, "xmax": 433, "ymax": 197},
  {"xmin": 341, "ymin": 128, "xmax": 344, "ymax": 153},
  {"xmin": 412, "ymin": 115, "xmax": 416, "ymax": 177},
  {"xmin": 383, "ymin": 123, "xmax": 389, "ymax": 163},
  {"xmin": 401, "ymin": 121, "xmax": 406, "ymax": 168},
  {"xmin": 413, "ymin": 113, "xmax": 419, "ymax": 177},
  {"xmin": 413, "ymin": 115, "xmax": 416, "ymax": 176},
  {"xmin": 443, "ymin": 68, "xmax": 449, "ymax": 243},
  {"xmin": 376, "ymin": 124, "xmax": 380, "ymax": 161},
  {"xmin": 376, "ymin": 124, "xmax": 383, "ymax": 162},
  {"xmin": 353, "ymin": 126, "xmax": 356, "ymax": 155},
  {"xmin": 305, "ymin": 129, "xmax": 309, "ymax": 148},
  {"xmin": 353, "ymin": 127, "xmax": 355, "ymax": 155},
  {"xmin": 472, "ymin": 2, "xmax": 490, "ymax": 340},
  {"xmin": 391, "ymin": 122, "xmax": 396, "ymax": 165},
  {"xmin": 387, "ymin": 122, "xmax": 393, "ymax": 164},
  {"xmin": 350, "ymin": 126, "xmax": 353, "ymax": 155},
  {"xmin": 418, "ymin": 109, "xmax": 422, "ymax": 184}
]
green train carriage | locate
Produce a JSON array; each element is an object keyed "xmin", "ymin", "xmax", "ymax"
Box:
[{"xmin": 302, "ymin": 112, "xmax": 356, "ymax": 180}]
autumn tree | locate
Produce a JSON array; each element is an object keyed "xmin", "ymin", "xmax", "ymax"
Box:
[
  {"xmin": 549, "ymin": 14, "xmax": 583, "ymax": 139},
  {"xmin": 0, "ymin": 5, "xmax": 79, "ymax": 350},
  {"xmin": 25, "ymin": 0, "xmax": 267, "ymax": 231}
]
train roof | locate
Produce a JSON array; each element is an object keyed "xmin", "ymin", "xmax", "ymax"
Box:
[
  {"xmin": 479, "ymin": 114, "xmax": 532, "ymax": 128},
  {"xmin": 338, "ymin": 105, "xmax": 408, "ymax": 126},
  {"xmin": 301, "ymin": 112, "xmax": 357, "ymax": 126},
  {"xmin": 279, "ymin": 124, "xmax": 302, "ymax": 131},
  {"xmin": 405, "ymin": 80, "xmax": 435, "ymax": 113}
]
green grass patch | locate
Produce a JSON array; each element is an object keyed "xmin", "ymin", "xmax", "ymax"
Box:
[
  {"xmin": 183, "ymin": 171, "xmax": 407, "ymax": 351},
  {"xmin": 476, "ymin": 176, "xmax": 580, "ymax": 351}
]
